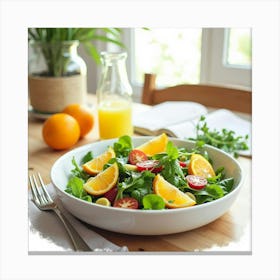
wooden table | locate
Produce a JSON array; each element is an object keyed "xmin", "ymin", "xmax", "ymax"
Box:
[{"xmin": 28, "ymin": 94, "xmax": 251, "ymax": 253}]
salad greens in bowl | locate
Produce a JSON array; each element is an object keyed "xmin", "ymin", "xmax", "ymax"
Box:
[{"xmin": 51, "ymin": 134, "xmax": 243, "ymax": 235}]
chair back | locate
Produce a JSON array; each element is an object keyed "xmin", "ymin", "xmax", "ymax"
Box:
[{"xmin": 142, "ymin": 73, "xmax": 252, "ymax": 114}]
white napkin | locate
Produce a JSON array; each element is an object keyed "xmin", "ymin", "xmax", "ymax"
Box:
[{"xmin": 28, "ymin": 183, "xmax": 129, "ymax": 253}]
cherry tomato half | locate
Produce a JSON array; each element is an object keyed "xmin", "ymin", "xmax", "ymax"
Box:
[
  {"xmin": 113, "ymin": 197, "xmax": 139, "ymax": 209},
  {"xmin": 103, "ymin": 187, "xmax": 118, "ymax": 204},
  {"xmin": 136, "ymin": 160, "xmax": 163, "ymax": 173},
  {"xmin": 179, "ymin": 161, "xmax": 187, "ymax": 167},
  {"xmin": 128, "ymin": 149, "xmax": 148, "ymax": 165},
  {"xmin": 186, "ymin": 175, "xmax": 207, "ymax": 190}
]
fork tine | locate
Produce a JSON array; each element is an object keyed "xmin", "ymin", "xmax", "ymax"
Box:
[
  {"xmin": 29, "ymin": 175, "xmax": 39, "ymax": 203},
  {"xmin": 32, "ymin": 174, "xmax": 48, "ymax": 205},
  {"xmin": 37, "ymin": 173, "xmax": 53, "ymax": 203}
]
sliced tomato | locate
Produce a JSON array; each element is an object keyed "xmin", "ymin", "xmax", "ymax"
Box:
[
  {"xmin": 186, "ymin": 175, "xmax": 207, "ymax": 190},
  {"xmin": 103, "ymin": 187, "xmax": 118, "ymax": 203},
  {"xmin": 136, "ymin": 160, "xmax": 163, "ymax": 173},
  {"xmin": 179, "ymin": 161, "xmax": 187, "ymax": 167},
  {"xmin": 113, "ymin": 197, "xmax": 139, "ymax": 209},
  {"xmin": 128, "ymin": 149, "xmax": 148, "ymax": 165}
]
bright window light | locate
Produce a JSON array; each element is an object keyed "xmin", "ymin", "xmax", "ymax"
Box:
[
  {"xmin": 224, "ymin": 28, "xmax": 252, "ymax": 68},
  {"xmin": 133, "ymin": 28, "xmax": 202, "ymax": 87}
]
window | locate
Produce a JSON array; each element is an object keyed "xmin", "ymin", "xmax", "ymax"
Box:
[
  {"xmin": 224, "ymin": 28, "xmax": 252, "ymax": 68},
  {"xmin": 133, "ymin": 28, "xmax": 202, "ymax": 86},
  {"xmin": 122, "ymin": 28, "xmax": 252, "ymax": 101}
]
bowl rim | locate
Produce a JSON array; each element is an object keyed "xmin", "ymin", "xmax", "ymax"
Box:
[{"xmin": 51, "ymin": 136, "xmax": 244, "ymax": 214}]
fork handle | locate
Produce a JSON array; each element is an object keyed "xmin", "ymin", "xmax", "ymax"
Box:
[{"xmin": 53, "ymin": 208, "xmax": 91, "ymax": 251}]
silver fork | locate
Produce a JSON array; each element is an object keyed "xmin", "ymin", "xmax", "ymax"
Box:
[{"xmin": 29, "ymin": 173, "xmax": 92, "ymax": 252}]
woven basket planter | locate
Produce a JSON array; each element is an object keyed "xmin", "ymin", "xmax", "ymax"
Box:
[{"xmin": 29, "ymin": 74, "xmax": 87, "ymax": 113}]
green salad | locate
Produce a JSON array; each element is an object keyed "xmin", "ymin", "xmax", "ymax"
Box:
[{"xmin": 65, "ymin": 134, "xmax": 235, "ymax": 210}]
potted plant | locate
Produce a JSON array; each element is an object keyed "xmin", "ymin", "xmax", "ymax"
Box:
[{"xmin": 28, "ymin": 28, "xmax": 124, "ymax": 113}]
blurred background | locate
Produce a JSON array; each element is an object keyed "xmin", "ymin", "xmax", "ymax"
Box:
[
  {"xmin": 79, "ymin": 28, "xmax": 251, "ymax": 102},
  {"xmin": 29, "ymin": 27, "xmax": 252, "ymax": 103}
]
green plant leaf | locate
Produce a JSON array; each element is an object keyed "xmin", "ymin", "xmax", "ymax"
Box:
[
  {"xmin": 91, "ymin": 34, "xmax": 125, "ymax": 48},
  {"xmin": 83, "ymin": 41, "xmax": 101, "ymax": 64},
  {"xmin": 28, "ymin": 28, "xmax": 125, "ymax": 75},
  {"xmin": 101, "ymin": 28, "xmax": 122, "ymax": 37}
]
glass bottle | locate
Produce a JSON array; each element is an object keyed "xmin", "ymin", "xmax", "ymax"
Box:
[
  {"xmin": 97, "ymin": 52, "xmax": 133, "ymax": 139},
  {"xmin": 29, "ymin": 40, "xmax": 87, "ymax": 77}
]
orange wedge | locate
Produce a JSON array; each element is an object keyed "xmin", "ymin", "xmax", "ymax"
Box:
[
  {"xmin": 136, "ymin": 133, "xmax": 169, "ymax": 156},
  {"xmin": 82, "ymin": 147, "xmax": 115, "ymax": 175},
  {"xmin": 83, "ymin": 163, "xmax": 119, "ymax": 196},
  {"xmin": 153, "ymin": 174, "xmax": 196, "ymax": 208},
  {"xmin": 188, "ymin": 154, "xmax": 215, "ymax": 178}
]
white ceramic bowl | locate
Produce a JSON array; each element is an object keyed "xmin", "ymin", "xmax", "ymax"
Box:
[{"xmin": 51, "ymin": 137, "xmax": 243, "ymax": 235}]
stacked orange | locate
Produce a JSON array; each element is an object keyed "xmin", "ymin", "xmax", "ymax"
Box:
[{"xmin": 42, "ymin": 104, "xmax": 95, "ymax": 150}]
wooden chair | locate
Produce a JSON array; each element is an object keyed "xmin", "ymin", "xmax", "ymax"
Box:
[{"xmin": 142, "ymin": 73, "xmax": 252, "ymax": 114}]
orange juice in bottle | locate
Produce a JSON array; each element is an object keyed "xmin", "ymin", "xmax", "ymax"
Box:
[
  {"xmin": 97, "ymin": 52, "xmax": 133, "ymax": 139},
  {"xmin": 98, "ymin": 99, "xmax": 133, "ymax": 139}
]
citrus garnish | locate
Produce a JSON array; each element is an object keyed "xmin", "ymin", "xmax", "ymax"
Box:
[
  {"xmin": 135, "ymin": 133, "xmax": 168, "ymax": 156},
  {"xmin": 82, "ymin": 147, "xmax": 115, "ymax": 175},
  {"xmin": 95, "ymin": 197, "xmax": 111, "ymax": 206},
  {"xmin": 185, "ymin": 192, "xmax": 196, "ymax": 202},
  {"xmin": 188, "ymin": 154, "xmax": 216, "ymax": 178},
  {"xmin": 83, "ymin": 163, "xmax": 119, "ymax": 196},
  {"xmin": 124, "ymin": 163, "xmax": 138, "ymax": 171},
  {"xmin": 153, "ymin": 174, "xmax": 196, "ymax": 208}
]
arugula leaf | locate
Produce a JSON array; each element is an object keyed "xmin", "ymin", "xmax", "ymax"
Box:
[
  {"xmin": 189, "ymin": 115, "xmax": 249, "ymax": 158},
  {"xmin": 65, "ymin": 176, "xmax": 92, "ymax": 202},
  {"xmin": 113, "ymin": 135, "xmax": 133, "ymax": 163},
  {"xmin": 160, "ymin": 159, "xmax": 186, "ymax": 189},
  {"xmin": 142, "ymin": 194, "xmax": 165, "ymax": 210},
  {"xmin": 166, "ymin": 141, "xmax": 179, "ymax": 159},
  {"xmin": 154, "ymin": 141, "xmax": 186, "ymax": 189},
  {"xmin": 116, "ymin": 171, "xmax": 155, "ymax": 205},
  {"xmin": 81, "ymin": 151, "xmax": 93, "ymax": 164},
  {"xmin": 70, "ymin": 157, "xmax": 90, "ymax": 181},
  {"xmin": 219, "ymin": 177, "xmax": 234, "ymax": 193},
  {"xmin": 194, "ymin": 184, "xmax": 224, "ymax": 204},
  {"xmin": 205, "ymin": 184, "xmax": 224, "ymax": 198}
]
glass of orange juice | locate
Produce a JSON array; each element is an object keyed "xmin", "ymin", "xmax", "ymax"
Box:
[{"xmin": 97, "ymin": 52, "xmax": 133, "ymax": 139}]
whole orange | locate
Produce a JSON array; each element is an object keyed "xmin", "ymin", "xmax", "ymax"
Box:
[
  {"xmin": 62, "ymin": 104, "xmax": 94, "ymax": 138},
  {"xmin": 42, "ymin": 113, "xmax": 80, "ymax": 150}
]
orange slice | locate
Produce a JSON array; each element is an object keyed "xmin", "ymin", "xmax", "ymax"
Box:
[
  {"xmin": 188, "ymin": 154, "xmax": 215, "ymax": 178},
  {"xmin": 136, "ymin": 133, "xmax": 169, "ymax": 156},
  {"xmin": 95, "ymin": 197, "xmax": 111, "ymax": 206},
  {"xmin": 124, "ymin": 164, "xmax": 138, "ymax": 171},
  {"xmin": 83, "ymin": 163, "xmax": 119, "ymax": 196},
  {"xmin": 82, "ymin": 147, "xmax": 115, "ymax": 175},
  {"xmin": 153, "ymin": 174, "xmax": 196, "ymax": 208}
]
